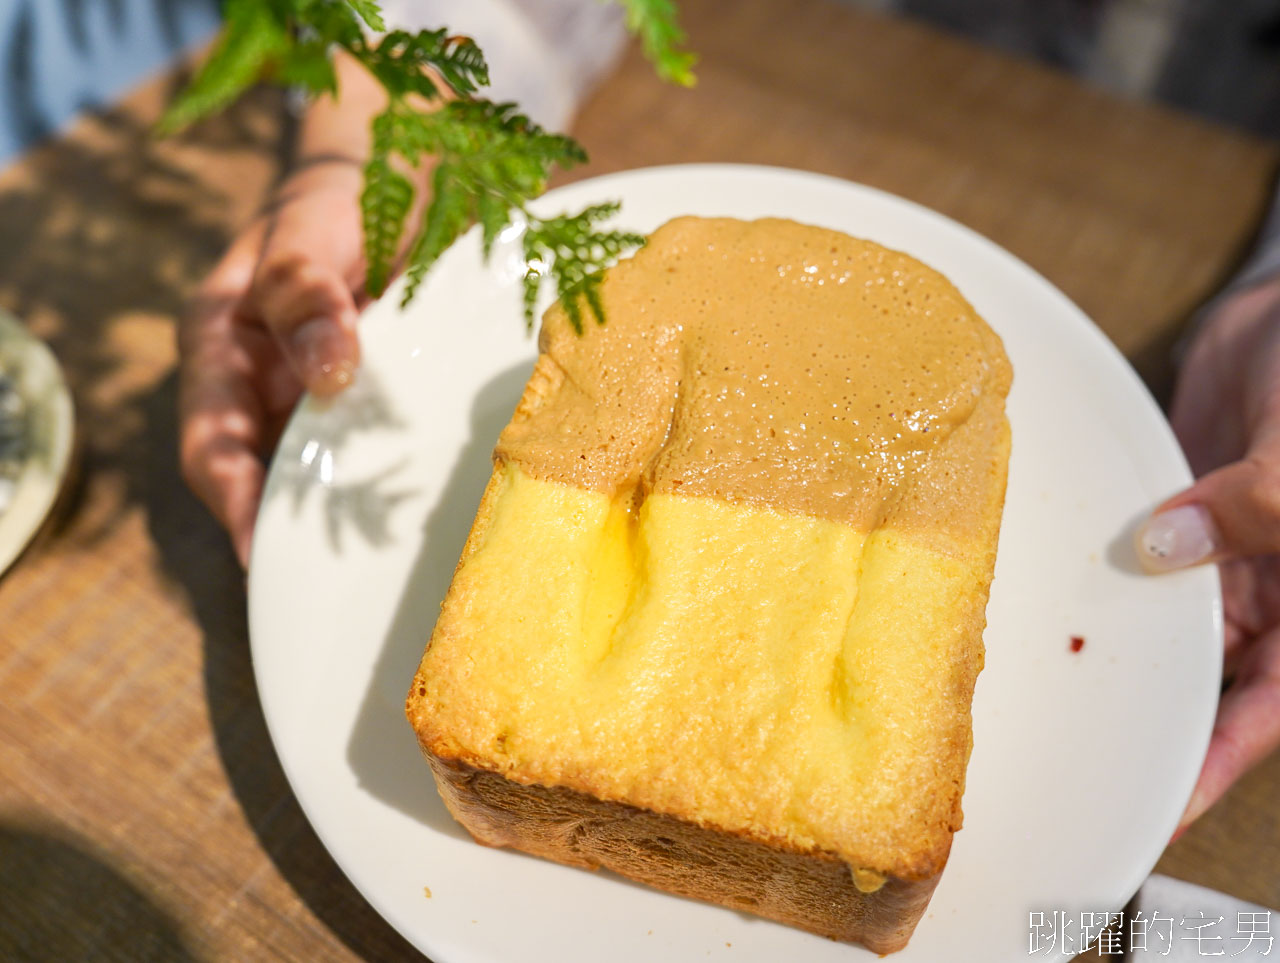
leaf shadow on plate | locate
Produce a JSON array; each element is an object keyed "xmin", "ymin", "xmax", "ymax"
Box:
[
  {"xmin": 345, "ymin": 360, "xmax": 534, "ymax": 836},
  {"xmin": 272, "ymin": 369, "xmax": 418, "ymax": 554}
]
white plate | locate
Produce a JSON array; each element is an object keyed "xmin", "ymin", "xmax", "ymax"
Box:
[
  {"xmin": 0, "ymin": 309, "xmax": 74, "ymax": 579},
  {"xmin": 249, "ymin": 165, "xmax": 1222, "ymax": 963}
]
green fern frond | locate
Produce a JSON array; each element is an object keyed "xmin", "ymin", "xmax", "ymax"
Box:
[
  {"xmin": 430, "ymin": 34, "xmax": 490, "ymax": 96},
  {"xmin": 618, "ymin": 0, "xmax": 697, "ymax": 86},
  {"xmin": 521, "ymin": 203, "xmax": 646, "ymax": 332},
  {"xmin": 360, "ymin": 29, "xmax": 489, "ymax": 100},
  {"xmin": 476, "ymin": 192, "xmax": 510, "ymax": 257},
  {"xmin": 275, "ymin": 39, "xmax": 338, "ymax": 95},
  {"xmin": 162, "ymin": 0, "xmax": 690, "ymax": 327},
  {"xmin": 377, "ymin": 99, "xmax": 590, "ymax": 301},
  {"xmin": 157, "ymin": 0, "xmax": 289, "ymax": 134},
  {"xmin": 431, "ymin": 100, "xmax": 585, "ymax": 201},
  {"xmin": 345, "ymin": 0, "xmax": 385, "ymax": 31},
  {"xmin": 360, "ymin": 144, "xmax": 414, "ymax": 295},
  {"xmin": 401, "ymin": 162, "xmax": 474, "ymax": 304}
]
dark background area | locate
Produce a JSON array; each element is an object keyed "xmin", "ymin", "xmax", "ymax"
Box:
[{"xmin": 1, "ymin": 0, "xmax": 1278, "ymax": 164}]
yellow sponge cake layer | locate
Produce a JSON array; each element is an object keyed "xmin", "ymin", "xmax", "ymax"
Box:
[
  {"xmin": 413, "ymin": 461, "xmax": 993, "ymax": 880},
  {"xmin": 406, "ymin": 215, "xmax": 1011, "ymax": 950}
]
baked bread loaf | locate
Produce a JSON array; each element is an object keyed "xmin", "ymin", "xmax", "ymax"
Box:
[{"xmin": 406, "ymin": 216, "xmax": 1012, "ymax": 953}]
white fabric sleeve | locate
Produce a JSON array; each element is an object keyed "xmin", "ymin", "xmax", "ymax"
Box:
[
  {"xmin": 1127, "ymin": 874, "xmax": 1276, "ymax": 960},
  {"xmin": 374, "ymin": 0, "xmax": 627, "ymax": 130}
]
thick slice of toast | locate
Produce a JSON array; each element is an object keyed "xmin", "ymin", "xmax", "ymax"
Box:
[{"xmin": 406, "ymin": 216, "xmax": 1011, "ymax": 952}]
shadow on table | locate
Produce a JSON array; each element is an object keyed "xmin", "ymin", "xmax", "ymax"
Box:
[
  {"xmin": 0, "ymin": 90, "xmax": 431, "ymax": 960},
  {"xmin": 145, "ymin": 367, "xmax": 431, "ymax": 963},
  {"xmin": 0, "ymin": 821, "xmax": 196, "ymax": 962},
  {"xmin": 345, "ymin": 361, "xmax": 530, "ymax": 832}
]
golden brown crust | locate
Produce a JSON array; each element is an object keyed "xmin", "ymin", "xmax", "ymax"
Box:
[
  {"xmin": 405, "ymin": 446, "xmax": 1007, "ymax": 884},
  {"xmin": 404, "ymin": 217, "xmax": 1013, "ymax": 950},
  {"xmin": 404, "ymin": 460, "xmax": 958, "ymax": 947},
  {"xmin": 424, "ymin": 751, "xmax": 942, "ymax": 954}
]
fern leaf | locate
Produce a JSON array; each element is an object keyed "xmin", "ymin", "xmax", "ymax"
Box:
[
  {"xmin": 431, "ymin": 34, "xmax": 490, "ymax": 95},
  {"xmin": 363, "ymin": 31, "xmax": 442, "ymax": 99},
  {"xmin": 158, "ymin": 0, "xmax": 684, "ymax": 325},
  {"xmin": 619, "ymin": 0, "xmax": 697, "ymax": 86},
  {"xmin": 438, "ymin": 100, "xmax": 585, "ymax": 204},
  {"xmin": 346, "ymin": 0, "xmax": 385, "ymax": 31},
  {"xmin": 371, "ymin": 98, "xmax": 589, "ymax": 299},
  {"xmin": 521, "ymin": 203, "xmax": 645, "ymax": 333},
  {"xmin": 363, "ymin": 28, "xmax": 489, "ymax": 100},
  {"xmin": 582, "ymin": 277, "xmax": 607, "ymax": 327},
  {"xmin": 361, "ymin": 157, "xmax": 414, "ymax": 294},
  {"xmin": 275, "ymin": 39, "xmax": 337, "ymax": 95},
  {"xmin": 476, "ymin": 191, "xmax": 510, "ymax": 257},
  {"xmin": 157, "ymin": 0, "xmax": 289, "ymax": 134},
  {"xmin": 521, "ymin": 266, "xmax": 543, "ymax": 330},
  {"xmin": 558, "ymin": 276, "xmax": 586, "ymax": 334},
  {"xmin": 401, "ymin": 162, "xmax": 474, "ymax": 304}
]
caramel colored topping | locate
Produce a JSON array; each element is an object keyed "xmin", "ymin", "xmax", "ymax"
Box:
[{"xmin": 497, "ymin": 217, "xmax": 1010, "ymax": 539}]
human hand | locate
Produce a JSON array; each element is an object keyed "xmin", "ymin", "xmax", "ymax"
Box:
[
  {"xmin": 1136, "ymin": 277, "xmax": 1280, "ymax": 836},
  {"xmin": 179, "ymin": 162, "xmax": 367, "ymax": 568}
]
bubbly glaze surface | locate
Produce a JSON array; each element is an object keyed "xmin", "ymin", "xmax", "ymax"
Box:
[{"xmin": 497, "ymin": 216, "xmax": 1010, "ymax": 540}]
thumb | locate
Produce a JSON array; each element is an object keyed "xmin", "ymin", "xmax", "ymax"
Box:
[
  {"xmin": 1137, "ymin": 443, "xmax": 1280, "ymax": 572},
  {"xmin": 247, "ymin": 252, "xmax": 362, "ymax": 399}
]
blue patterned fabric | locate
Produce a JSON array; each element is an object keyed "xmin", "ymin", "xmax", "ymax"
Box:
[{"xmin": 0, "ymin": 0, "xmax": 219, "ymax": 162}]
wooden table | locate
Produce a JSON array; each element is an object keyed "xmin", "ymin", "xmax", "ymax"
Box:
[{"xmin": 0, "ymin": 0, "xmax": 1275, "ymax": 959}]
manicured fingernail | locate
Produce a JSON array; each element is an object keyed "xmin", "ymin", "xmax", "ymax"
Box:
[
  {"xmin": 289, "ymin": 317, "xmax": 356, "ymax": 396},
  {"xmin": 1136, "ymin": 504, "xmax": 1220, "ymax": 572}
]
